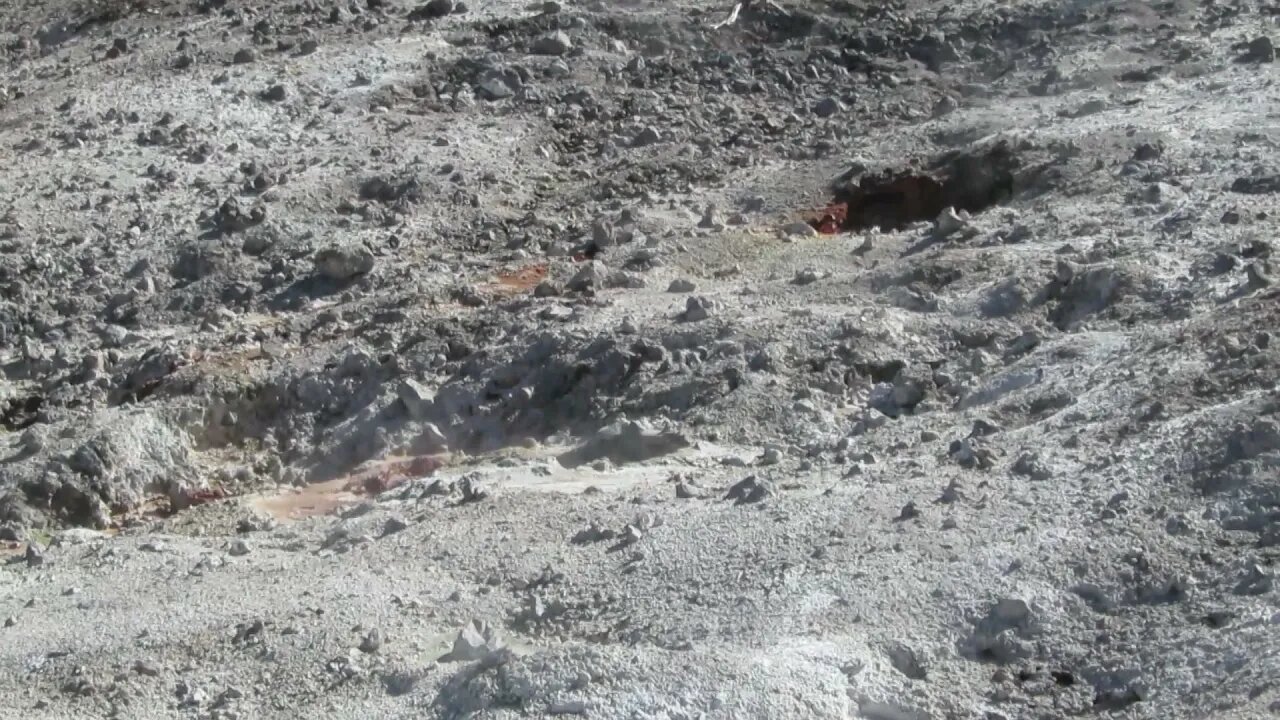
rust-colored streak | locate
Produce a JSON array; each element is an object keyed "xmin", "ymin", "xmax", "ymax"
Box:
[
  {"xmin": 253, "ymin": 454, "xmax": 446, "ymax": 522},
  {"xmin": 809, "ymin": 202, "xmax": 849, "ymax": 234},
  {"xmin": 493, "ymin": 263, "xmax": 548, "ymax": 294},
  {"xmin": 185, "ymin": 487, "xmax": 229, "ymax": 506},
  {"xmin": 345, "ymin": 454, "xmax": 445, "ymax": 495}
]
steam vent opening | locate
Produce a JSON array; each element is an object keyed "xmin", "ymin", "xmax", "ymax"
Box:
[{"xmin": 815, "ymin": 143, "xmax": 1019, "ymax": 234}]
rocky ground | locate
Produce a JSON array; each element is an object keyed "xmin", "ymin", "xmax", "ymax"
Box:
[{"xmin": 1, "ymin": 0, "xmax": 1278, "ymax": 717}]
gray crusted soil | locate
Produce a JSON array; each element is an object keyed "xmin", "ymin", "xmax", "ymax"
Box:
[{"xmin": 1, "ymin": 0, "xmax": 1279, "ymax": 718}]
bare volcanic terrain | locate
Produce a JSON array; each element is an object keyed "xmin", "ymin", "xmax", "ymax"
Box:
[{"xmin": 0, "ymin": 0, "xmax": 1278, "ymax": 718}]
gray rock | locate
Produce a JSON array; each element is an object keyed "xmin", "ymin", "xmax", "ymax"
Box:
[
  {"xmin": 812, "ymin": 96, "xmax": 845, "ymax": 118},
  {"xmin": 542, "ymin": 305, "xmax": 574, "ymax": 321},
  {"xmin": 241, "ymin": 231, "xmax": 273, "ymax": 255},
  {"xmin": 315, "ymin": 245, "xmax": 375, "ymax": 281},
  {"xmin": 932, "ymin": 95, "xmax": 958, "ymax": 117},
  {"xmin": 934, "ymin": 207, "xmax": 968, "ymax": 236},
  {"xmin": 1133, "ymin": 142, "xmax": 1163, "ymax": 161},
  {"xmin": 591, "ymin": 218, "xmax": 616, "ymax": 246},
  {"xmin": 232, "ymin": 48, "xmax": 257, "ymax": 64},
  {"xmin": 682, "ymin": 296, "xmax": 714, "ymax": 322},
  {"xmin": 1164, "ymin": 514, "xmax": 1192, "ymax": 536},
  {"xmin": 1012, "ymin": 452, "xmax": 1052, "ymax": 480},
  {"xmin": 1144, "ymin": 182, "xmax": 1184, "ymax": 206},
  {"xmin": 1235, "ymin": 564, "xmax": 1273, "ymax": 596},
  {"xmin": 382, "ymin": 516, "xmax": 410, "ymax": 536},
  {"xmin": 534, "ymin": 280, "xmax": 561, "ymax": 297},
  {"xmin": 961, "ymin": 598, "xmax": 1037, "ymax": 664},
  {"xmin": 558, "ymin": 421, "xmax": 690, "ymax": 468},
  {"xmin": 228, "ymin": 539, "xmax": 251, "ymax": 556},
  {"xmin": 620, "ymin": 524, "xmax": 644, "ymax": 546},
  {"xmin": 697, "ymin": 205, "xmax": 723, "ymax": 230},
  {"xmin": 438, "ymin": 619, "xmax": 506, "ymax": 662},
  {"xmin": 1247, "ymin": 261, "xmax": 1274, "ymax": 289},
  {"xmin": 792, "ymin": 268, "xmax": 822, "ymax": 285},
  {"xmin": 359, "ymin": 628, "xmax": 383, "ymax": 653},
  {"xmin": 850, "ymin": 408, "xmax": 891, "ymax": 436},
  {"xmin": 568, "ymin": 260, "xmax": 609, "ymax": 291},
  {"xmin": 938, "ymin": 479, "xmax": 962, "ymax": 503},
  {"xmin": 41, "ymin": 412, "xmax": 201, "ymax": 524},
  {"xmin": 1230, "ymin": 175, "xmax": 1280, "ymax": 195},
  {"xmin": 545, "ymin": 60, "xmax": 571, "ymax": 78},
  {"xmin": 419, "ymin": 0, "xmax": 455, "ymax": 17},
  {"xmin": 1240, "ymin": 36, "xmax": 1275, "ymax": 63},
  {"xmin": 397, "ymin": 379, "xmax": 436, "ymax": 419},
  {"xmin": 421, "ymin": 422, "xmax": 449, "ymax": 450},
  {"xmin": 261, "ymin": 84, "xmax": 288, "ymax": 102},
  {"xmin": 476, "ymin": 77, "xmax": 514, "ymax": 101},
  {"xmin": 606, "ymin": 270, "xmax": 646, "ymax": 289},
  {"xmin": 632, "ymin": 126, "xmax": 662, "ymax": 147},
  {"xmin": 991, "ymin": 598, "xmax": 1032, "ymax": 627},
  {"xmin": 948, "ymin": 438, "xmax": 993, "ymax": 469},
  {"xmin": 531, "ymin": 31, "xmax": 572, "ymax": 56},
  {"xmin": 20, "ymin": 429, "xmax": 45, "ymax": 453},
  {"xmin": 667, "ymin": 278, "xmax": 696, "ymax": 293},
  {"xmin": 725, "ymin": 475, "xmax": 772, "ymax": 505},
  {"xmin": 886, "ymin": 367, "xmax": 937, "ymax": 416},
  {"xmin": 458, "ymin": 475, "xmax": 488, "ymax": 503}
]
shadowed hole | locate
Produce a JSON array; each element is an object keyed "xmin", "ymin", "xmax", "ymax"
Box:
[
  {"xmin": 2, "ymin": 395, "xmax": 42, "ymax": 431},
  {"xmin": 815, "ymin": 142, "xmax": 1020, "ymax": 233}
]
